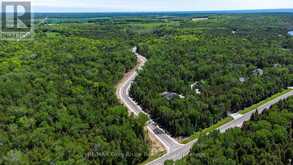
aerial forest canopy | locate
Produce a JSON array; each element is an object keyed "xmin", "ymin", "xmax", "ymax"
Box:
[
  {"xmin": 131, "ymin": 15, "xmax": 293, "ymax": 136},
  {"xmin": 0, "ymin": 24, "xmax": 149, "ymax": 164},
  {"xmin": 0, "ymin": 13, "xmax": 293, "ymax": 165},
  {"xmin": 174, "ymin": 97, "xmax": 293, "ymax": 165}
]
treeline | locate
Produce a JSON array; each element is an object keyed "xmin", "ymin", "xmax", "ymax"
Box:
[
  {"xmin": 0, "ymin": 25, "xmax": 149, "ymax": 164},
  {"xmin": 172, "ymin": 97, "xmax": 293, "ymax": 165},
  {"xmin": 41, "ymin": 23, "xmax": 139, "ymax": 43},
  {"xmin": 131, "ymin": 15, "xmax": 293, "ymax": 136}
]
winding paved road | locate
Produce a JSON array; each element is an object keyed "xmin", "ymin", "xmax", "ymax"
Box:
[
  {"xmin": 116, "ymin": 47, "xmax": 185, "ymax": 154},
  {"xmin": 116, "ymin": 47, "xmax": 293, "ymax": 165}
]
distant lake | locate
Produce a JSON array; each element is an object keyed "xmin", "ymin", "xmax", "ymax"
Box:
[{"xmin": 288, "ymin": 31, "xmax": 293, "ymax": 36}]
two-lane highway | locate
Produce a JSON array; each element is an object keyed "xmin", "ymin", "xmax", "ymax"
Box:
[
  {"xmin": 150, "ymin": 88, "xmax": 293, "ymax": 165},
  {"xmin": 116, "ymin": 47, "xmax": 293, "ymax": 165},
  {"xmin": 218, "ymin": 89, "xmax": 293, "ymax": 133}
]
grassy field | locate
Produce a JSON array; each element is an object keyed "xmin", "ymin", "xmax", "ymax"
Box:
[
  {"xmin": 181, "ymin": 117, "xmax": 233, "ymax": 144},
  {"xmin": 129, "ymin": 21, "xmax": 180, "ymax": 33}
]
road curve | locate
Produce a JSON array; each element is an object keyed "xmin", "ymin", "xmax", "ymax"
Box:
[
  {"xmin": 147, "ymin": 140, "xmax": 196, "ymax": 165},
  {"xmin": 116, "ymin": 47, "xmax": 293, "ymax": 165},
  {"xmin": 116, "ymin": 47, "xmax": 184, "ymax": 155}
]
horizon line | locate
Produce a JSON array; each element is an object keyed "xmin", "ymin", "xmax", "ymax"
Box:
[{"xmin": 31, "ymin": 8, "xmax": 293, "ymax": 13}]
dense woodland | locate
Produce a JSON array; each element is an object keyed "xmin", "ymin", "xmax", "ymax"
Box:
[
  {"xmin": 131, "ymin": 15, "xmax": 293, "ymax": 136},
  {"xmin": 0, "ymin": 24, "xmax": 149, "ymax": 164},
  {"xmin": 1, "ymin": 14, "xmax": 293, "ymax": 165},
  {"xmin": 172, "ymin": 97, "xmax": 293, "ymax": 165}
]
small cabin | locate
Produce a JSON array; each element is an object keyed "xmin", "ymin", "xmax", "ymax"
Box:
[{"xmin": 160, "ymin": 91, "xmax": 184, "ymax": 100}]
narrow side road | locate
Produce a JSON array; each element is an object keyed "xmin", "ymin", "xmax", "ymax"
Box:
[{"xmin": 116, "ymin": 47, "xmax": 185, "ymax": 156}]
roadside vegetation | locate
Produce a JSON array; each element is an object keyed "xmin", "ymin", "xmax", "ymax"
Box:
[
  {"xmin": 182, "ymin": 88, "xmax": 293, "ymax": 144},
  {"xmin": 131, "ymin": 15, "xmax": 293, "ymax": 137},
  {"xmin": 174, "ymin": 97, "xmax": 293, "ymax": 165},
  {"xmin": 239, "ymin": 88, "xmax": 293, "ymax": 114}
]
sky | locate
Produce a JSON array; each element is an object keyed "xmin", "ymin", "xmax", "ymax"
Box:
[{"xmin": 30, "ymin": 0, "xmax": 293, "ymax": 12}]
